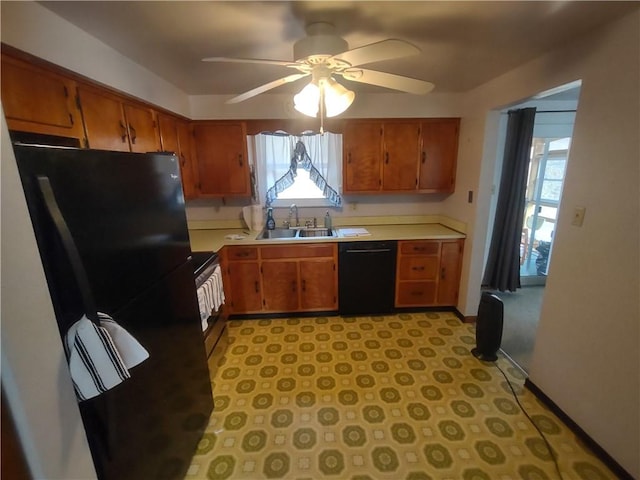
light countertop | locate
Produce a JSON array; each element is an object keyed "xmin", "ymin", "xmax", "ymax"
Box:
[{"xmin": 189, "ymin": 223, "xmax": 465, "ymax": 253}]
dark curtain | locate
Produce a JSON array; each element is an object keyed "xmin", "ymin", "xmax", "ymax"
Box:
[{"xmin": 483, "ymin": 107, "xmax": 536, "ymax": 292}]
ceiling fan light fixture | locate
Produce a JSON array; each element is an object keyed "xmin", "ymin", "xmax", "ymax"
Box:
[
  {"xmin": 323, "ymin": 78, "xmax": 354, "ymax": 117},
  {"xmin": 294, "ymin": 76, "xmax": 354, "ymax": 118},
  {"xmin": 293, "ymin": 82, "xmax": 320, "ymax": 117}
]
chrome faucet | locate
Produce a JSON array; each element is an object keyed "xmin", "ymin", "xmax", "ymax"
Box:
[{"xmin": 289, "ymin": 203, "xmax": 299, "ymax": 227}]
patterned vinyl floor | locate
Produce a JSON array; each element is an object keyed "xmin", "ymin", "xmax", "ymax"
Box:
[{"xmin": 185, "ymin": 312, "xmax": 615, "ymax": 480}]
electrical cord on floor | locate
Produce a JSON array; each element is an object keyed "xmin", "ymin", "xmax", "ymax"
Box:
[{"xmin": 493, "ymin": 361, "xmax": 565, "ymax": 480}]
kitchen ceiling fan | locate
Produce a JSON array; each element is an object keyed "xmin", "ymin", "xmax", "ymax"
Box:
[{"xmin": 202, "ymin": 22, "xmax": 434, "ymax": 114}]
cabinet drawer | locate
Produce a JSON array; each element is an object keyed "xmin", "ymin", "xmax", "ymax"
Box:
[
  {"xmin": 225, "ymin": 247, "xmax": 258, "ymax": 260},
  {"xmin": 396, "ymin": 281, "xmax": 437, "ymax": 306},
  {"xmin": 398, "ymin": 256, "xmax": 439, "ymax": 280},
  {"xmin": 400, "ymin": 241, "xmax": 440, "ymax": 255},
  {"xmin": 261, "ymin": 244, "xmax": 335, "ymax": 259}
]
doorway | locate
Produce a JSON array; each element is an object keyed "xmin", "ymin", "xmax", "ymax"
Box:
[{"xmin": 490, "ymin": 86, "xmax": 579, "ymax": 372}]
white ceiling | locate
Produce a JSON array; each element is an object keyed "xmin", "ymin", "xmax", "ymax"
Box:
[{"xmin": 39, "ymin": 1, "xmax": 637, "ymax": 99}]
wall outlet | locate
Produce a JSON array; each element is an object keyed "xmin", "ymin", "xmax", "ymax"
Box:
[{"xmin": 572, "ymin": 206, "xmax": 586, "ymax": 226}]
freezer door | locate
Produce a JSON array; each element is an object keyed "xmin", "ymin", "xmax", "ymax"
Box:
[
  {"xmin": 14, "ymin": 145, "xmax": 191, "ymax": 323},
  {"xmin": 80, "ymin": 262, "xmax": 213, "ymax": 480}
]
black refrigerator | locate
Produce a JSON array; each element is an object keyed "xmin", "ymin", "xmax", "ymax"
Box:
[{"xmin": 13, "ymin": 143, "xmax": 213, "ymax": 480}]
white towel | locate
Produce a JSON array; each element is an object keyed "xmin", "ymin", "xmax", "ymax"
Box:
[
  {"xmin": 196, "ymin": 264, "xmax": 225, "ymax": 331},
  {"xmin": 64, "ymin": 313, "xmax": 149, "ymax": 401}
]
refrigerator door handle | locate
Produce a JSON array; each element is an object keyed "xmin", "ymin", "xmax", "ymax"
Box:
[{"xmin": 36, "ymin": 176, "xmax": 101, "ymax": 325}]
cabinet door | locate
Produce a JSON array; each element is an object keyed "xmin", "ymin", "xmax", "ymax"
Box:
[
  {"xmin": 343, "ymin": 121, "xmax": 382, "ymax": 192},
  {"xmin": 437, "ymin": 240, "xmax": 463, "ymax": 305},
  {"xmin": 227, "ymin": 262, "xmax": 262, "ymax": 313},
  {"xmin": 262, "ymin": 261, "xmax": 299, "ymax": 312},
  {"xmin": 382, "ymin": 121, "xmax": 420, "ymax": 191},
  {"xmin": 176, "ymin": 121, "xmax": 198, "ymax": 199},
  {"xmin": 158, "ymin": 114, "xmax": 179, "ymax": 153},
  {"xmin": 419, "ymin": 119, "xmax": 460, "ymax": 192},
  {"xmin": 1, "ymin": 54, "xmax": 84, "ymax": 141},
  {"xmin": 300, "ymin": 258, "xmax": 336, "ymax": 310},
  {"xmin": 193, "ymin": 123, "xmax": 250, "ymax": 197},
  {"xmin": 77, "ymin": 86, "xmax": 130, "ymax": 152},
  {"xmin": 123, "ymin": 104, "xmax": 160, "ymax": 153}
]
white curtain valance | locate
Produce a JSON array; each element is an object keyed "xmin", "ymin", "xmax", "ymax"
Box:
[{"xmin": 248, "ymin": 132, "xmax": 342, "ymax": 207}]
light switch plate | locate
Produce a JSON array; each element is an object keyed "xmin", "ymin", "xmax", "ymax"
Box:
[{"xmin": 572, "ymin": 206, "xmax": 586, "ymax": 226}]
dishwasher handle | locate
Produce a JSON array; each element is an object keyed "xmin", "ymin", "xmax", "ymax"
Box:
[{"xmin": 344, "ymin": 248, "xmax": 392, "ymax": 253}]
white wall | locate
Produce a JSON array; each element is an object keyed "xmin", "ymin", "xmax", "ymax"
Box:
[
  {"xmin": 0, "ymin": 2, "xmax": 191, "ymax": 117},
  {"xmin": 186, "ymin": 90, "xmax": 468, "ymax": 224},
  {"xmin": 453, "ymin": 11, "xmax": 639, "ymax": 476},
  {"xmin": 1, "ymin": 115, "xmax": 98, "ymax": 479}
]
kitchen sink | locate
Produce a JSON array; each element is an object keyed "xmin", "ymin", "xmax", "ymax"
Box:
[
  {"xmin": 256, "ymin": 227, "xmax": 337, "ymax": 240},
  {"xmin": 256, "ymin": 228, "xmax": 298, "ymax": 239},
  {"xmin": 297, "ymin": 227, "xmax": 334, "ymax": 237}
]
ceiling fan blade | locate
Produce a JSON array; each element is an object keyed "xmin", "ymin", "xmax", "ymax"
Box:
[
  {"xmin": 331, "ymin": 39, "xmax": 420, "ymax": 67},
  {"xmin": 341, "ymin": 69, "xmax": 434, "ymax": 95},
  {"xmin": 202, "ymin": 56, "xmax": 296, "ymax": 68},
  {"xmin": 226, "ymin": 73, "xmax": 309, "ymax": 104}
]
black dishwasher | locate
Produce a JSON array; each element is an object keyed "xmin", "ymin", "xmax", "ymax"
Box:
[{"xmin": 338, "ymin": 241, "xmax": 397, "ymax": 315}]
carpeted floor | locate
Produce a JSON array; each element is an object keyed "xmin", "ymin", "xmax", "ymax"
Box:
[
  {"xmin": 494, "ymin": 286, "xmax": 545, "ymax": 372},
  {"xmin": 185, "ymin": 311, "xmax": 614, "ymax": 480}
]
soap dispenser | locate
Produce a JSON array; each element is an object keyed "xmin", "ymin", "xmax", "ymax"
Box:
[
  {"xmin": 266, "ymin": 207, "xmax": 276, "ymax": 230},
  {"xmin": 324, "ymin": 210, "xmax": 332, "ymax": 231}
]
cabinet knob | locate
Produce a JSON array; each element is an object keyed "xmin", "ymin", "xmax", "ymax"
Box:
[
  {"xmin": 441, "ymin": 267, "xmax": 446, "ymax": 280},
  {"xmin": 385, "ymin": 152, "xmax": 389, "ymax": 164},
  {"xmin": 238, "ymin": 154, "xmax": 243, "ymax": 167},
  {"xmin": 129, "ymin": 124, "xmax": 137, "ymax": 144},
  {"xmin": 254, "ymin": 281, "xmax": 259, "ymax": 293}
]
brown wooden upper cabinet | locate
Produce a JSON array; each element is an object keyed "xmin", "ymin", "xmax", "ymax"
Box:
[
  {"xmin": 77, "ymin": 85, "xmax": 160, "ymax": 153},
  {"xmin": 343, "ymin": 118, "xmax": 459, "ymax": 194},
  {"xmin": 157, "ymin": 114, "xmax": 198, "ymax": 199},
  {"xmin": 419, "ymin": 118, "xmax": 460, "ymax": 193},
  {"xmin": 193, "ymin": 122, "xmax": 251, "ymax": 197},
  {"xmin": 176, "ymin": 121, "xmax": 198, "ymax": 200},
  {"xmin": 1, "ymin": 53, "xmax": 85, "ymax": 141}
]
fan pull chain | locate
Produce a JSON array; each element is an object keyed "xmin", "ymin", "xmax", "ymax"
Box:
[{"xmin": 319, "ymin": 84, "xmax": 325, "ymax": 135}]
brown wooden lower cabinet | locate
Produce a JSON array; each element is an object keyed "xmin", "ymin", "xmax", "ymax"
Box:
[
  {"xmin": 222, "ymin": 239, "xmax": 462, "ymax": 315},
  {"xmin": 222, "ymin": 243, "xmax": 337, "ymax": 315},
  {"xmin": 395, "ymin": 239, "xmax": 464, "ymax": 307}
]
